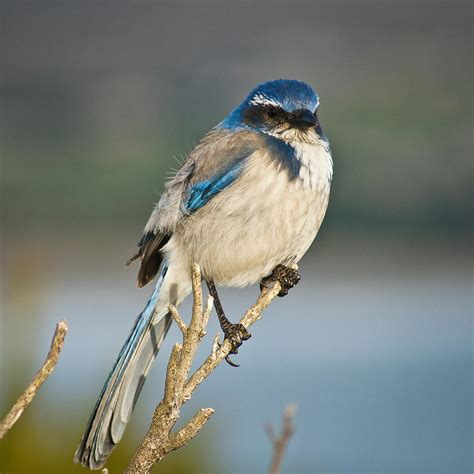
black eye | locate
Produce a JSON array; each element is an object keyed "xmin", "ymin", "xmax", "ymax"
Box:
[
  {"xmin": 265, "ymin": 106, "xmax": 285, "ymax": 122},
  {"xmin": 266, "ymin": 108, "xmax": 278, "ymax": 119}
]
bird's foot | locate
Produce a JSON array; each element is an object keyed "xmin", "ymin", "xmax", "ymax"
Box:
[
  {"xmin": 260, "ymin": 264, "xmax": 301, "ymax": 297},
  {"xmin": 206, "ymin": 279, "xmax": 252, "ymax": 367},
  {"xmin": 221, "ymin": 322, "xmax": 251, "ymax": 367}
]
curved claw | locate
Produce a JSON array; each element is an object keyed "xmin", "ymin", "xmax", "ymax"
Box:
[
  {"xmin": 218, "ymin": 340, "xmax": 241, "ymax": 368},
  {"xmin": 225, "ymin": 355, "xmax": 240, "ymax": 367},
  {"xmin": 218, "ymin": 323, "xmax": 251, "ymax": 368}
]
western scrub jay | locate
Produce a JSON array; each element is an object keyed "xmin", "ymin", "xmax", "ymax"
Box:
[{"xmin": 74, "ymin": 79, "xmax": 333, "ymax": 469}]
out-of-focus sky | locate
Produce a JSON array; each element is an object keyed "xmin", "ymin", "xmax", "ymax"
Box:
[{"xmin": 1, "ymin": 1, "xmax": 472, "ymax": 473}]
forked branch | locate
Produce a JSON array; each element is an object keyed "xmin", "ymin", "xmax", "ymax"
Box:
[
  {"xmin": 125, "ymin": 263, "xmax": 289, "ymax": 473},
  {"xmin": 265, "ymin": 403, "xmax": 297, "ymax": 474}
]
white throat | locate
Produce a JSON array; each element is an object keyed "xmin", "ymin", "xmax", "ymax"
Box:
[{"xmin": 274, "ymin": 128, "xmax": 333, "ymax": 191}]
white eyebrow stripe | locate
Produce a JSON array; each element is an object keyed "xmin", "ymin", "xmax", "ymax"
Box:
[{"xmin": 249, "ymin": 93, "xmax": 282, "ymax": 108}]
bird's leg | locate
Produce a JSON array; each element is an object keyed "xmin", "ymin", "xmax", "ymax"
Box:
[
  {"xmin": 206, "ymin": 279, "xmax": 251, "ymax": 367},
  {"xmin": 260, "ymin": 264, "xmax": 301, "ymax": 297}
]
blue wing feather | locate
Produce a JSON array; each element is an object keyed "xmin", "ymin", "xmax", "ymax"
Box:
[
  {"xmin": 184, "ymin": 160, "xmax": 244, "ymax": 213},
  {"xmin": 180, "ymin": 127, "xmax": 298, "ymax": 215}
]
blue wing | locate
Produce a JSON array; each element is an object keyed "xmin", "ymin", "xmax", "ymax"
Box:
[
  {"xmin": 180, "ymin": 127, "xmax": 264, "ymax": 214},
  {"xmin": 181, "ymin": 127, "xmax": 299, "ymax": 214},
  {"xmin": 184, "ymin": 160, "xmax": 244, "ymax": 213}
]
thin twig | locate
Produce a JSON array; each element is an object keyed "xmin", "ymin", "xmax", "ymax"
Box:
[
  {"xmin": 0, "ymin": 320, "xmax": 68, "ymax": 440},
  {"xmin": 125, "ymin": 263, "xmax": 290, "ymax": 473},
  {"xmin": 265, "ymin": 403, "xmax": 296, "ymax": 474},
  {"xmin": 265, "ymin": 403, "xmax": 297, "ymax": 474},
  {"xmin": 169, "ymin": 304, "xmax": 187, "ymax": 336}
]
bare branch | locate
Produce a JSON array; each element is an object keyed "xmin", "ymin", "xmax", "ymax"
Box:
[
  {"xmin": 169, "ymin": 407, "xmax": 215, "ymax": 450},
  {"xmin": 163, "ymin": 343, "xmax": 182, "ymax": 405},
  {"xmin": 210, "ymin": 333, "xmax": 220, "ymax": 360},
  {"xmin": 125, "ymin": 264, "xmax": 289, "ymax": 473},
  {"xmin": 182, "ymin": 274, "xmax": 284, "ymax": 402},
  {"xmin": 169, "ymin": 304, "xmax": 187, "ymax": 336},
  {"xmin": 200, "ymin": 295, "xmax": 214, "ymax": 337},
  {"xmin": 0, "ymin": 320, "xmax": 68, "ymax": 440},
  {"xmin": 266, "ymin": 403, "xmax": 297, "ymax": 474}
]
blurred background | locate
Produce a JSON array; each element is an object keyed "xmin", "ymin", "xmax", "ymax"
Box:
[{"xmin": 1, "ymin": 1, "xmax": 472, "ymax": 473}]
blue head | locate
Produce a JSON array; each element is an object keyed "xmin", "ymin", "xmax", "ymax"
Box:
[{"xmin": 220, "ymin": 79, "xmax": 324, "ymax": 139}]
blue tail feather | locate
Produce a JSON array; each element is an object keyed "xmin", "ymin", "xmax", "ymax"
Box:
[{"xmin": 74, "ymin": 263, "xmax": 171, "ymax": 469}]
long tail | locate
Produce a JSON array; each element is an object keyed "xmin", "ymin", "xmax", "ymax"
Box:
[{"xmin": 74, "ymin": 263, "xmax": 172, "ymax": 470}]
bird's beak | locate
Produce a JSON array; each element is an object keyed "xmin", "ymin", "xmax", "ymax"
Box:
[{"xmin": 288, "ymin": 109, "xmax": 318, "ymax": 130}]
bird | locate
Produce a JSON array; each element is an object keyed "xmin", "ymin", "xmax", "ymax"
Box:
[{"xmin": 74, "ymin": 79, "xmax": 333, "ymax": 469}]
